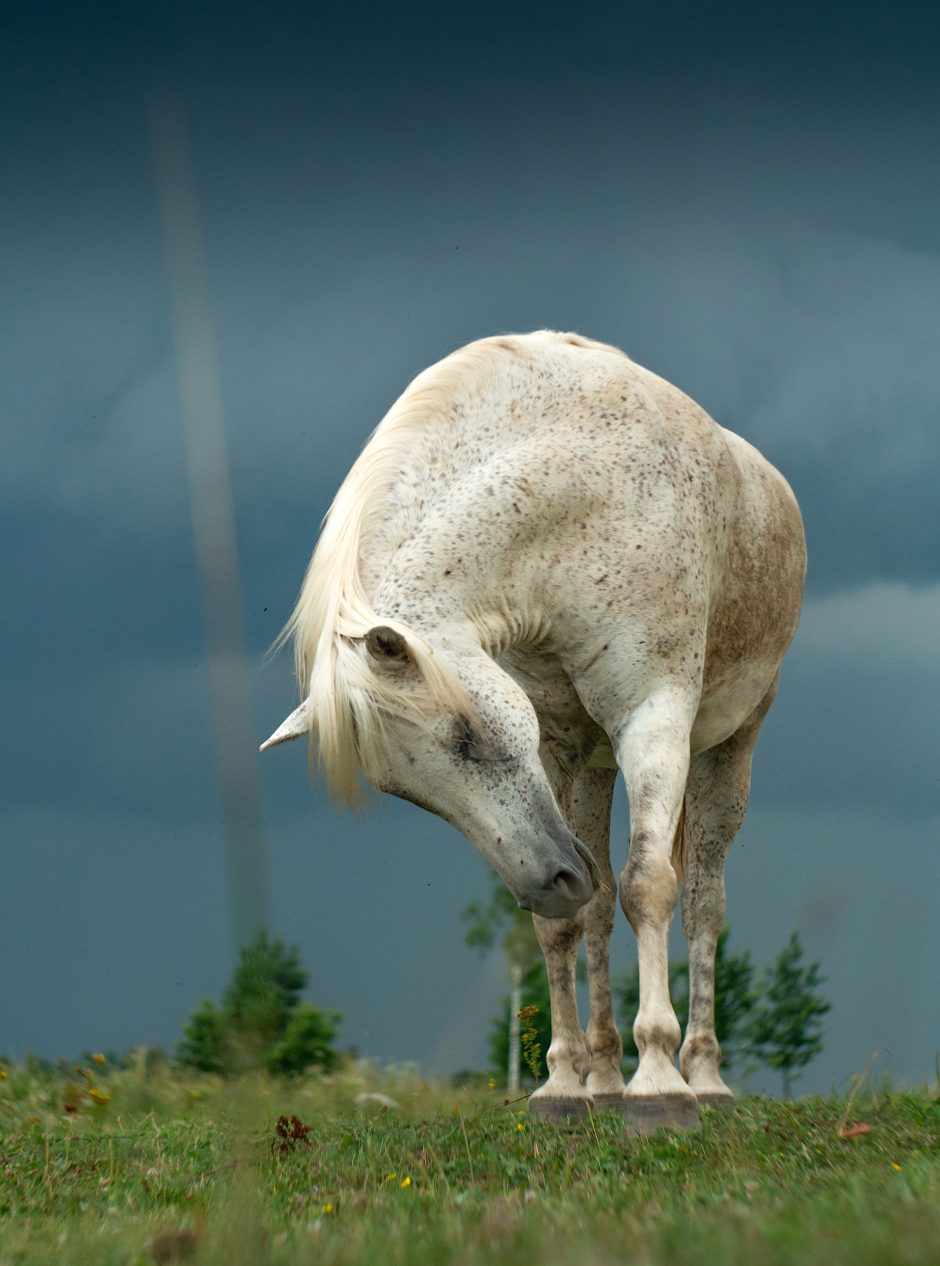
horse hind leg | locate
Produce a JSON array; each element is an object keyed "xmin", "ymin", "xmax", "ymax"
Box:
[
  {"xmin": 577, "ymin": 769, "xmax": 625, "ymax": 1105},
  {"xmin": 679, "ymin": 685, "xmax": 776, "ymax": 1104}
]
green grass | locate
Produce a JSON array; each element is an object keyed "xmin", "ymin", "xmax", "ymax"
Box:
[{"xmin": 1, "ymin": 1057, "xmax": 938, "ymax": 1265}]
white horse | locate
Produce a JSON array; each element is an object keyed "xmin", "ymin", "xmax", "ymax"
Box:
[{"xmin": 263, "ymin": 331, "xmax": 805, "ymax": 1129}]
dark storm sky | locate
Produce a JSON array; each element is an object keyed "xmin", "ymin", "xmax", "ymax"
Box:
[{"xmin": 2, "ymin": 0, "xmax": 938, "ymax": 1089}]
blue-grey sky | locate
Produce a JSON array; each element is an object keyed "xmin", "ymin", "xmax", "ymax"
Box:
[{"xmin": 2, "ymin": 0, "xmax": 938, "ymax": 1091}]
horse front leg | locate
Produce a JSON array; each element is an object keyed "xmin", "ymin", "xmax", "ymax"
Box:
[
  {"xmin": 527, "ymin": 764, "xmax": 621, "ymax": 1119},
  {"xmin": 527, "ymin": 912, "xmax": 592, "ymax": 1120},
  {"xmin": 527, "ymin": 878, "xmax": 625, "ymax": 1120},
  {"xmin": 616, "ymin": 694, "xmax": 699, "ymax": 1130}
]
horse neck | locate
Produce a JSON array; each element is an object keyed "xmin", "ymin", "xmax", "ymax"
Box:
[
  {"xmin": 367, "ymin": 507, "xmax": 553, "ymax": 661},
  {"xmin": 358, "ymin": 367, "xmax": 582, "ymax": 656}
]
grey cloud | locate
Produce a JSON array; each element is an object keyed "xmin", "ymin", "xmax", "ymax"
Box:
[
  {"xmin": 754, "ymin": 582, "xmax": 940, "ymax": 817},
  {"xmin": 717, "ymin": 802, "xmax": 940, "ymax": 1092},
  {"xmin": 0, "ymin": 796, "xmax": 502, "ymax": 1073},
  {"xmin": 3, "ymin": 648, "xmax": 297, "ymax": 824},
  {"xmin": 0, "ymin": 807, "xmax": 233, "ymax": 1062},
  {"xmin": 796, "ymin": 582, "xmax": 940, "ymax": 670},
  {"xmin": 4, "ymin": 0, "xmax": 938, "ymax": 1090},
  {"xmin": 750, "ymin": 235, "xmax": 940, "ymax": 477}
]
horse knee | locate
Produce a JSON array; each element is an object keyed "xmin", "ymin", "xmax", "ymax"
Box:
[
  {"xmin": 619, "ymin": 852, "xmax": 678, "ymax": 929},
  {"xmin": 532, "ymin": 914, "xmax": 582, "ymax": 963}
]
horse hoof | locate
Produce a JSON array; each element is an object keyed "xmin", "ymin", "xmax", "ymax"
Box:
[
  {"xmin": 694, "ymin": 1091, "xmax": 736, "ymax": 1111},
  {"xmin": 527, "ymin": 1096, "xmax": 592, "ymax": 1124},
  {"xmin": 620, "ymin": 1093, "xmax": 700, "ymax": 1135},
  {"xmin": 590, "ymin": 1092, "xmax": 630, "ymax": 1114}
]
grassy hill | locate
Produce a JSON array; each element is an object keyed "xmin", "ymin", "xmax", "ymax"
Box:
[{"xmin": 1, "ymin": 1057, "xmax": 937, "ymax": 1265}]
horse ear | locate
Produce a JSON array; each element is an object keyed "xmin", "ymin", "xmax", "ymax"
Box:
[
  {"xmin": 365, "ymin": 625, "xmax": 412, "ymax": 663},
  {"xmin": 260, "ymin": 698, "xmax": 314, "ymax": 750}
]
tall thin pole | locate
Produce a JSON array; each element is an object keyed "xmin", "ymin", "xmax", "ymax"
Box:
[
  {"xmin": 151, "ymin": 92, "xmax": 269, "ymax": 948},
  {"xmin": 507, "ymin": 961, "xmax": 522, "ymax": 1093}
]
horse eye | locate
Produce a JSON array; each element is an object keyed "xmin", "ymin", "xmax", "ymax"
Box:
[{"xmin": 454, "ymin": 715, "xmax": 487, "ymax": 762}]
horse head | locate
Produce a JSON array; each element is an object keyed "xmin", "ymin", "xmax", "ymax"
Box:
[{"xmin": 262, "ymin": 623, "xmax": 597, "ymax": 919}]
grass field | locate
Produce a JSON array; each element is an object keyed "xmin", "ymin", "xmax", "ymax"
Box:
[{"xmin": 1, "ymin": 1057, "xmax": 938, "ymax": 1266}]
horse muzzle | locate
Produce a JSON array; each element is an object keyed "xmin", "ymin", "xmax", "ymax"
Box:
[{"xmin": 515, "ymin": 849, "xmax": 596, "ymax": 919}]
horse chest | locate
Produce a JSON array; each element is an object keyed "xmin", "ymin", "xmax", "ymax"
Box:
[{"xmin": 501, "ymin": 648, "xmax": 602, "ymax": 764}]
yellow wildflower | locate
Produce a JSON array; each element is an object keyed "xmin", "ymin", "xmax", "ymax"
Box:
[
  {"xmin": 0, "ymin": 1068, "xmax": 8, "ymax": 1080},
  {"xmin": 384, "ymin": 1172, "xmax": 397, "ymax": 1182},
  {"xmin": 88, "ymin": 1089, "xmax": 111, "ymax": 1106},
  {"xmin": 891, "ymin": 1162, "xmax": 902, "ymax": 1172},
  {"xmin": 516, "ymin": 1122, "xmax": 525, "ymax": 1132},
  {"xmin": 400, "ymin": 1175, "xmax": 412, "ymax": 1188},
  {"xmin": 322, "ymin": 1202, "xmax": 335, "ymax": 1214},
  {"xmin": 92, "ymin": 1053, "xmax": 106, "ymax": 1065}
]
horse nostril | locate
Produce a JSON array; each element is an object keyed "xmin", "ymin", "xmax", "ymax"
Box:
[
  {"xmin": 520, "ymin": 860, "xmax": 593, "ymax": 918},
  {"xmin": 551, "ymin": 866, "xmax": 583, "ymax": 898}
]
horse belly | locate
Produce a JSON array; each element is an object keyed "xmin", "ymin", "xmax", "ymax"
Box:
[{"xmin": 690, "ymin": 662, "xmax": 779, "ymax": 753}]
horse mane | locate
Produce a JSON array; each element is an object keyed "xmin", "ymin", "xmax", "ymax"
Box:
[{"xmin": 278, "ymin": 330, "xmax": 623, "ymax": 804}]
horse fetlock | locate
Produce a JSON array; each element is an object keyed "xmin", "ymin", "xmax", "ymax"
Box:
[
  {"xmin": 634, "ymin": 1012, "xmax": 682, "ymax": 1060},
  {"xmin": 680, "ymin": 1031, "xmax": 724, "ymax": 1086},
  {"xmin": 536, "ymin": 1048, "xmax": 591, "ymax": 1101},
  {"xmin": 586, "ymin": 1019, "xmax": 623, "ymax": 1067},
  {"xmin": 586, "ymin": 1053, "xmax": 626, "ymax": 1096},
  {"xmin": 680, "ymin": 1031, "xmax": 720, "ymax": 1069},
  {"xmin": 545, "ymin": 1036, "xmax": 591, "ymax": 1083}
]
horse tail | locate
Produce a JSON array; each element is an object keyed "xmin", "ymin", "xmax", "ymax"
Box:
[{"xmin": 671, "ymin": 795, "xmax": 687, "ymax": 884}]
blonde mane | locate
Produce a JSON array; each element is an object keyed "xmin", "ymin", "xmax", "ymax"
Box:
[{"xmin": 275, "ymin": 336, "xmax": 513, "ymax": 800}]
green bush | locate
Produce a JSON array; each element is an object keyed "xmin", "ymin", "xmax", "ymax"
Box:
[{"xmin": 178, "ymin": 929, "xmax": 341, "ymax": 1076}]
